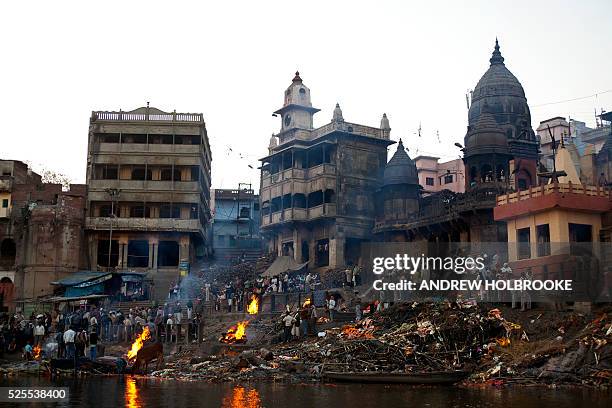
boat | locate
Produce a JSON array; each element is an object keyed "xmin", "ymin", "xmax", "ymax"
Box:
[{"xmin": 323, "ymin": 370, "xmax": 469, "ymax": 384}]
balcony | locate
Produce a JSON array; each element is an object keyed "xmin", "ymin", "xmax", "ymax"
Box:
[
  {"xmin": 86, "ymin": 217, "xmax": 203, "ymax": 233},
  {"xmin": 262, "ymin": 164, "xmax": 336, "ymax": 188},
  {"xmin": 96, "ymin": 142, "xmax": 203, "ymax": 156},
  {"xmin": 88, "ymin": 179, "xmax": 200, "ymax": 192},
  {"xmin": 0, "ymin": 178, "xmax": 13, "ymax": 192},
  {"xmin": 261, "ymin": 204, "xmax": 336, "ymax": 227},
  {"xmin": 495, "ymin": 182, "xmax": 611, "ymax": 221},
  {"xmin": 276, "ymin": 121, "xmax": 388, "ymax": 145}
]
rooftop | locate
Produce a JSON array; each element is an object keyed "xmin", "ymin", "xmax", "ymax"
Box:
[{"xmin": 91, "ymin": 106, "xmax": 204, "ymax": 124}]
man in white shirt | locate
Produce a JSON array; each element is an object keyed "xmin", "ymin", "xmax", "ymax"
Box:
[{"xmin": 63, "ymin": 327, "xmax": 76, "ymax": 359}]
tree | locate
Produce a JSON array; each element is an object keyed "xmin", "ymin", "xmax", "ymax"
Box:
[{"xmin": 40, "ymin": 169, "xmax": 72, "ymax": 191}]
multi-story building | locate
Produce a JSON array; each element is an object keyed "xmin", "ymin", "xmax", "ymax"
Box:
[
  {"xmin": 0, "ymin": 160, "xmax": 86, "ymax": 312},
  {"xmin": 85, "ymin": 105, "xmax": 212, "ymax": 299},
  {"xmin": 259, "ymin": 72, "xmax": 393, "ymax": 268},
  {"xmin": 211, "ymin": 188, "xmax": 262, "ymax": 264},
  {"xmin": 414, "ymin": 156, "xmax": 465, "ymax": 195}
]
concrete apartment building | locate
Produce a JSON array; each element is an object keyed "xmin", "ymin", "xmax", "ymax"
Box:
[
  {"xmin": 85, "ymin": 106, "xmax": 212, "ymax": 299},
  {"xmin": 211, "ymin": 188, "xmax": 262, "ymax": 264},
  {"xmin": 414, "ymin": 156, "xmax": 465, "ymax": 195},
  {"xmin": 259, "ymin": 72, "xmax": 393, "ymax": 268}
]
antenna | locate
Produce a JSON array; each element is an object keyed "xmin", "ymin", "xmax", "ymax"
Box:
[
  {"xmin": 418, "ymin": 122, "xmax": 422, "ymax": 137},
  {"xmin": 465, "ymin": 90, "xmax": 472, "ymax": 109}
]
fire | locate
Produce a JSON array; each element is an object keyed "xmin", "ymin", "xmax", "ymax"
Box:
[
  {"xmin": 302, "ymin": 298, "xmax": 311, "ymax": 308},
  {"xmin": 33, "ymin": 345, "xmax": 42, "ymax": 360},
  {"xmin": 127, "ymin": 326, "xmax": 151, "ymax": 360},
  {"xmin": 221, "ymin": 321, "xmax": 249, "ymax": 344},
  {"xmin": 341, "ymin": 325, "xmax": 375, "ymax": 339},
  {"xmin": 496, "ymin": 337, "xmax": 511, "ymax": 347},
  {"xmin": 247, "ymin": 295, "xmax": 259, "ymax": 315}
]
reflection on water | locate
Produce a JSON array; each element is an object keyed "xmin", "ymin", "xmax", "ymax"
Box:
[
  {"xmin": 221, "ymin": 386, "xmax": 262, "ymax": 408},
  {"xmin": 0, "ymin": 376, "xmax": 610, "ymax": 408},
  {"xmin": 125, "ymin": 377, "xmax": 141, "ymax": 408}
]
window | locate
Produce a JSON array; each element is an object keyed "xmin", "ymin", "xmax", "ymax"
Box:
[
  {"xmin": 98, "ymin": 164, "xmax": 118, "ymax": 180},
  {"xmin": 444, "ymin": 174, "xmax": 453, "ymax": 184},
  {"xmin": 1, "ymin": 199, "xmax": 8, "ymax": 208},
  {"xmin": 131, "ymin": 167, "xmax": 151, "ymax": 181},
  {"xmin": 158, "ymin": 241, "xmax": 179, "ymax": 267},
  {"xmin": 517, "ymin": 227, "xmax": 531, "ymax": 260},
  {"xmin": 536, "ymin": 224, "xmax": 551, "ymax": 257},
  {"xmin": 239, "ymin": 206, "xmax": 250, "ymax": 218},
  {"xmin": 129, "ymin": 205, "xmax": 150, "ymax": 218},
  {"xmin": 426, "ymin": 177, "xmax": 435, "ymax": 186},
  {"xmin": 160, "ymin": 204, "xmax": 180, "ymax": 219}
]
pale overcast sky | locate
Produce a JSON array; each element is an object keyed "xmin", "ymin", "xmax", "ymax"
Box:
[{"xmin": 1, "ymin": 0, "xmax": 611, "ymax": 190}]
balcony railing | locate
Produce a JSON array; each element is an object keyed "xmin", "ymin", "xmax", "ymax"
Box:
[
  {"xmin": 92, "ymin": 111, "xmax": 203, "ymax": 123},
  {"xmin": 277, "ymin": 121, "xmax": 388, "ymax": 145},
  {"xmin": 261, "ymin": 204, "xmax": 336, "ymax": 227},
  {"xmin": 0, "ymin": 178, "xmax": 13, "ymax": 192},
  {"xmin": 262, "ymin": 164, "xmax": 336, "ymax": 188},
  {"xmin": 86, "ymin": 217, "xmax": 203, "ymax": 232},
  {"xmin": 497, "ymin": 182, "xmax": 610, "ymax": 205}
]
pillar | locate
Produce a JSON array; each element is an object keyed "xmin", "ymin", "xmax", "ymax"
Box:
[
  {"xmin": 148, "ymin": 242, "xmax": 154, "ymax": 269},
  {"xmin": 308, "ymin": 240, "xmax": 316, "ymax": 269},
  {"xmin": 329, "ymin": 236, "xmax": 345, "ymax": 268},
  {"xmin": 179, "ymin": 235, "xmax": 190, "ymax": 262},
  {"xmin": 293, "ymin": 229, "xmax": 302, "ymax": 262}
]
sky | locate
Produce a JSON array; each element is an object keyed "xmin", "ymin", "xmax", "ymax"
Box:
[{"xmin": 1, "ymin": 0, "xmax": 611, "ymax": 191}]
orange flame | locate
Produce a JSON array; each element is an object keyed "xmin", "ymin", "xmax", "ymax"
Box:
[
  {"xmin": 247, "ymin": 295, "xmax": 259, "ymax": 315},
  {"xmin": 221, "ymin": 321, "xmax": 249, "ymax": 343},
  {"xmin": 302, "ymin": 298, "xmax": 311, "ymax": 308},
  {"xmin": 33, "ymin": 345, "xmax": 42, "ymax": 360},
  {"xmin": 341, "ymin": 325, "xmax": 375, "ymax": 339},
  {"xmin": 127, "ymin": 326, "xmax": 151, "ymax": 360}
]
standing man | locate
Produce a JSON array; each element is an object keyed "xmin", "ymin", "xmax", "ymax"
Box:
[
  {"xmin": 63, "ymin": 326, "xmax": 76, "ymax": 359},
  {"xmin": 89, "ymin": 329, "xmax": 98, "ymax": 360},
  {"xmin": 281, "ymin": 311, "xmax": 294, "ymax": 342}
]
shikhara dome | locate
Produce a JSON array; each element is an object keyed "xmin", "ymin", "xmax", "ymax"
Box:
[
  {"xmin": 468, "ymin": 39, "xmax": 533, "ymax": 137},
  {"xmin": 383, "ymin": 139, "xmax": 419, "ymax": 186}
]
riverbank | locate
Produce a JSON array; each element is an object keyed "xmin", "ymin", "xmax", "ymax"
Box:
[{"xmin": 1, "ymin": 302, "xmax": 610, "ymax": 388}]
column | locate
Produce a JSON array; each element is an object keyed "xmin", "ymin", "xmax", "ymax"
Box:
[
  {"xmin": 179, "ymin": 235, "xmax": 190, "ymax": 263},
  {"xmin": 329, "ymin": 236, "xmax": 345, "ymax": 268},
  {"xmin": 148, "ymin": 242, "xmax": 154, "ymax": 269},
  {"xmin": 293, "ymin": 229, "xmax": 302, "ymax": 262},
  {"xmin": 308, "ymin": 240, "xmax": 316, "ymax": 269},
  {"xmin": 90, "ymin": 236, "xmax": 99, "ymax": 269}
]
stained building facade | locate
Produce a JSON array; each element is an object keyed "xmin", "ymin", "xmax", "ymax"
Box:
[
  {"xmin": 0, "ymin": 160, "xmax": 87, "ymax": 312},
  {"xmin": 85, "ymin": 106, "xmax": 212, "ymax": 300},
  {"xmin": 259, "ymin": 72, "xmax": 393, "ymax": 268}
]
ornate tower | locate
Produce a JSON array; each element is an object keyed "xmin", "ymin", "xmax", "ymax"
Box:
[
  {"xmin": 274, "ymin": 72, "xmax": 320, "ymax": 134},
  {"xmin": 374, "ymin": 139, "xmax": 421, "ymax": 240},
  {"xmin": 467, "ymin": 39, "xmax": 539, "ymax": 189}
]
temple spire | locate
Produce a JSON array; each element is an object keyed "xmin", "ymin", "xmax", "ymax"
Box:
[{"xmin": 489, "ymin": 38, "xmax": 505, "ymax": 65}]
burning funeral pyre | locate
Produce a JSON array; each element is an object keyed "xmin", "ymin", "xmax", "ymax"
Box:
[
  {"xmin": 247, "ymin": 295, "xmax": 259, "ymax": 315},
  {"xmin": 127, "ymin": 326, "xmax": 151, "ymax": 360},
  {"xmin": 32, "ymin": 345, "xmax": 42, "ymax": 360},
  {"xmin": 220, "ymin": 321, "xmax": 249, "ymax": 344}
]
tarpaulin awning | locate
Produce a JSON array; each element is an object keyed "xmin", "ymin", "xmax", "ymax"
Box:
[
  {"xmin": 121, "ymin": 274, "xmax": 145, "ymax": 282},
  {"xmin": 39, "ymin": 294, "xmax": 109, "ymax": 303},
  {"xmin": 51, "ymin": 271, "xmax": 112, "ymax": 287},
  {"xmin": 260, "ymin": 256, "xmax": 308, "ymax": 277}
]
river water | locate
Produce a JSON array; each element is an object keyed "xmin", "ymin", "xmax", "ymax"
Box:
[{"xmin": 1, "ymin": 376, "xmax": 609, "ymax": 407}]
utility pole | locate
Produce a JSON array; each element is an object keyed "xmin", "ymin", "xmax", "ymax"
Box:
[{"xmin": 105, "ymin": 188, "xmax": 120, "ymax": 270}]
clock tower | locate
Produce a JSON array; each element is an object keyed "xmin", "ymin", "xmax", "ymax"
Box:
[{"xmin": 274, "ymin": 72, "xmax": 320, "ymax": 134}]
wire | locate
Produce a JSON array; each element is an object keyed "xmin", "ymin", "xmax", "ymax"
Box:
[{"xmin": 532, "ymin": 90, "xmax": 612, "ymax": 108}]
